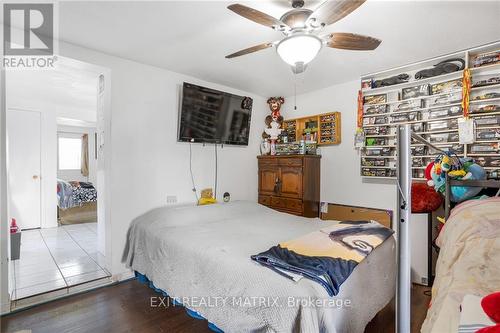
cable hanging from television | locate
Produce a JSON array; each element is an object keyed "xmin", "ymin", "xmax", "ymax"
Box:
[
  {"xmin": 214, "ymin": 141, "xmax": 218, "ymax": 199},
  {"xmin": 189, "ymin": 141, "xmax": 199, "ymax": 203}
]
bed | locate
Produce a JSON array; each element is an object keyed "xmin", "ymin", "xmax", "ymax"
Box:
[
  {"xmin": 57, "ymin": 179, "xmax": 98, "ymax": 224},
  {"xmin": 421, "ymin": 197, "xmax": 500, "ymax": 333},
  {"xmin": 123, "ymin": 201, "xmax": 396, "ymax": 333}
]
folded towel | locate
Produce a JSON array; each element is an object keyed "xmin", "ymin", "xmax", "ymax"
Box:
[{"xmin": 252, "ymin": 220, "xmax": 394, "ymax": 296}]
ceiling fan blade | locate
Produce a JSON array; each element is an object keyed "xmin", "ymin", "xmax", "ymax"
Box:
[
  {"xmin": 226, "ymin": 42, "xmax": 274, "ymax": 59},
  {"xmin": 326, "ymin": 32, "xmax": 381, "ymax": 50},
  {"xmin": 309, "ymin": 0, "xmax": 366, "ymax": 27},
  {"xmin": 228, "ymin": 4, "xmax": 288, "ymax": 29}
]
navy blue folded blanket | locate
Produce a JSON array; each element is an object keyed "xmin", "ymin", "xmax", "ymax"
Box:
[{"xmin": 251, "ymin": 220, "xmax": 394, "ymax": 296}]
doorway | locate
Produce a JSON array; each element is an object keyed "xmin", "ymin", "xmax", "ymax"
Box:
[{"xmin": 5, "ymin": 57, "xmax": 111, "ymax": 305}]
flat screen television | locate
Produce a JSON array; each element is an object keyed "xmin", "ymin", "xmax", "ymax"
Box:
[{"xmin": 178, "ymin": 82, "xmax": 253, "ymax": 146}]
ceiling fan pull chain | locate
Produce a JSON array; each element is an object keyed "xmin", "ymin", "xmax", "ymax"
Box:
[{"xmin": 293, "ymin": 73, "xmax": 296, "ymax": 110}]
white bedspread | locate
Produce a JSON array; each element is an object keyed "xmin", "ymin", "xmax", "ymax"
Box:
[
  {"xmin": 123, "ymin": 201, "xmax": 395, "ymax": 333},
  {"xmin": 421, "ymin": 197, "xmax": 500, "ymax": 333}
]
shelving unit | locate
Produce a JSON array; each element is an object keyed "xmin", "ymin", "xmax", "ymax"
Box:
[
  {"xmin": 282, "ymin": 112, "xmax": 341, "ymax": 146},
  {"xmin": 359, "ymin": 41, "xmax": 500, "ymax": 180}
]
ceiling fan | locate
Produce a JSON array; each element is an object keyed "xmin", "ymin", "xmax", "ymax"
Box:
[{"xmin": 225, "ymin": 0, "xmax": 381, "ymax": 73}]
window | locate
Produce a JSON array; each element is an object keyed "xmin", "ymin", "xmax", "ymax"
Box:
[{"xmin": 58, "ymin": 137, "xmax": 82, "ymax": 170}]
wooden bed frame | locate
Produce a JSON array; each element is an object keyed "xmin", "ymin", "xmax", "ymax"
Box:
[
  {"xmin": 58, "ymin": 201, "xmax": 97, "ymax": 225},
  {"xmin": 319, "ymin": 202, "xmax": 393, "ymax": 229}
]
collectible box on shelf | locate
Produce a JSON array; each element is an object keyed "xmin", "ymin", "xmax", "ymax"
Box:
[
  {"xmin": 470, "ymin": 103, "xmax": 500, "ymax": 114},
  {"xmin": 486, "ymin": 169, "xmax": 500, "ymax": 180},
  {"xmin": 428, "ymin": 144, "xmax": 464, "ymax": 155},
  {"xmin": 305, "ymin": 142, "xmax": 317, "ymax": 154},
  {"xmin": 320, "ymin": 114, "xmax": 336, "ymax": 122},
  {"xmin": 472, "ymin": 50, "xmax": 500, "ymax": 68},
  {"xmin": 275, "ymin": 142, "xmax": 301, "ymax": 155},
  {"xmin": 430, "ymin": 79, "xmax": 462, "ymax": 95},
  {"xmin": 476, "ymin": 128, "xmax": 500, "ymax": 140},
  {"xmin": 394, "ymin": 99, "xmax": 423, "ymax": 112},
  {"xmin": 412, "ymin": 169, "xmax": 425, "ymax": 179},
  {"xmin": 362, "ymin": 168, "xmax": 393, "ymax": 177},
  {"xmin": 365, "ymin": 137, "xmax": 389, "ymax": 146},
  {"xmin": 429, "ymin": 91, "xmax": 462, "ymax": 106},
  {"xmin": 364, "ymin": 94, "xmax": 387, "ymax": 105},
  {"xmin": 364, "ymin": 126, "xmax": 390, "ymax": 136},
  {"xmin": 365, "ymin": 105, "xmax": 388, "ymax": 115},
  {"xmin": 361, "ymin": 79, "xmax": 373, "ymax": 90},
  {"xmin": 411, "ymin": 123, "xmax": 424, "ymax": 132},
  {"xmin": 364, "ymin": 147, "xmax": 393, "ymax": 156},
  {"xmin": 411, "ymin": 146, "xmax": 427, "ymax": 156},
  {"xmin": 428, "ymin": 105, "xmax": 462, "ymax": 119},
  {"xmin": 391, "ymin": 111, "xmax": 420, "ymax": 123},
  {"xmin": 472, "ymin": 75, "xmax": 500, "ymax": 88},
  {"xmin": 401, "ymin": 84, "xmax": 430, "ymax": 100},
  {"xmin": 426, "ymin": 119, "xmax": 459, "ymax": 132},
  {"xmin": 468, "ymin": 143, "xmax": 500, "ymax": 154},
  {"xmin": 471, "ymin": 91, "xmax": 500, "ymax": 101},
  {"xmin": 320, "ymin": 128, "xmax": 335, "ymax": 136},
  {"xmin": 474, "ymin": 115, "xmax": 500, "ymax": 127},
  {"xmin": 427, "ymin": 132, "xmax": 459, "ymax": 143},
  {"xmin": 475, "ymin": 156, "xmax": 500, "ymax": 168},
  {"xmin": 363, "ymin": 115, "xmax": 389, "ymax": 126},
  {"xmin": 361, "ymin": 157, "xmax": 387, "ymax": 167},
  {"xmin": 412, "ymin": 157, "xmax": 429, "ymax": 167}
]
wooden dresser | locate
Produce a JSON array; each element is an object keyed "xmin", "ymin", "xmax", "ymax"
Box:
[{"xmin": 257, "ymin": 155, "xmax": 321, "ymax": 217}]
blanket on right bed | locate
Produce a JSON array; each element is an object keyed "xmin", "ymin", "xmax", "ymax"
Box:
[
  {"xmin": 251, "ymin": 220, "xmax": 394, "ymax": 296},
  {"xmin": 421, "ymin": 197, "xmax": 500, "ymax": 333}
]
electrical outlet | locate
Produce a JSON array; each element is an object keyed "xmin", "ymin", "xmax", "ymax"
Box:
[{"xmin": 166, "ymin": 195, "xmax": 177, "ymax": 204}]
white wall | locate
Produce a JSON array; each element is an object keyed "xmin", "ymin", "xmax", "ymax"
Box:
[
  {"xmin": 282, "ymin": 80, "xmax": 398, "ymax": 218},
  {"xmin": 57, "ymin": 41, "xmax": 268, "ymax": 277}
]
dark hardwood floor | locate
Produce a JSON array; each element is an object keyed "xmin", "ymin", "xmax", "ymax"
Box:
[{"xmin": 1, "ymin": 280, "xmax": 430, "ymax": 333}]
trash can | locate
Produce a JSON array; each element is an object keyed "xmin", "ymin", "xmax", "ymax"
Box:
[{"xmin": 10, "ymin": 232, "xmax": 21, "ymax": 260}]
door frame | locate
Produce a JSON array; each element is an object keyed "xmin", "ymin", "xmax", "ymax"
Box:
[
  {"xmin": 7, "ymin": 108, "xmax": 44, "ymax": 230},
  {"xmin": 1, "ymin": 57, "xmax": 113, "ymax": 313}
]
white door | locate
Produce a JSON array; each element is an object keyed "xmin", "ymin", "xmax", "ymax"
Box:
[{"xmin": 7, "ymin": 109, "xmax": 42, "ymax": 230}]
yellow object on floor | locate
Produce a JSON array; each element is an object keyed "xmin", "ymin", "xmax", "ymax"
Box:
[
  {"xmin": 198, "ymin": 197, "xmax": 217, "ymax": 205},
  {"xmin": 198, "ymin": 188, "xmax": 217, "ymax": 205}
]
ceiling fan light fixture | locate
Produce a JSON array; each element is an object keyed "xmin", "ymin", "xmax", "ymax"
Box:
[{"xmin": 276, "ymin": 34, "xmax": 322, "ymax": 67}]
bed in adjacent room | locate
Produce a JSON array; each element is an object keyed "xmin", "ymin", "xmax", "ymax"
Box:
[
  {"xmin": 123, "ymin": 201, "xmax": 396, "ymax": 333},
  {"xmin": 57, "ymin": 179, "xmax": 98, "ymax": 224},
  {"xmin": 421, "ymin": 197, "xmax": 500, "ymax": 333}
]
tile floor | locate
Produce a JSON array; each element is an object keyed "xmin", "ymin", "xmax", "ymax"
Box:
[{"xmin": 11, "ymin": 223, "xmax": 110, "ymax": 300}]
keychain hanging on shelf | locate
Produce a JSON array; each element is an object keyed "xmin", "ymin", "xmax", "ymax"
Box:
[
  {"xmin": 354, "ymin": 90, "xmax": 365, "ymax": 148},
  {"xmin": 458, "ymin": 68, "xmax": 475, "ymax": 144}
]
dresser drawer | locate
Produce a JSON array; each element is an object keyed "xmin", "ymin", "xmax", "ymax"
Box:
[
  {"xmin": 258, "ymin": 195, "xmax": 271, "ymax": 206},
  {"xmin": 279, "ymin": 158, "xmax": 302, "ymax": 167},
  {"xmin": 270, "ymin": 196, "xmax": 286, "ymax": 208},
  {"xmin": 271, "ymin": 197, "xmax": 303, "ymax": 212},
  {"xmin": 258, "ymin": 158, "xmax": 278, "ymax": 167},
  {"xmin": 284, "ymin": 198, "xmax": 303, "ymax": 212}
]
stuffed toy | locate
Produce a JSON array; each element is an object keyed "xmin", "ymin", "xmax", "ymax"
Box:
[
  {"xmin": 267, "ymin": 97, "xmax": 284, "ymax": 122},
  {"xmin": 262, "ymin": 97, "xmax": 284, "ymax": 140},
  {"xmin": 425, "ymin": 155, "xmax": 486, "ymax": 203},
  {"xmin": 198, "ymin": 188, "xmax": 217, "ymax": 205},
  {"xmin": 263, "ymin": 97, "xmax": 285, "ymax": 155},
  {"xmin": 411, "ymin": 182, "xmax": 443, "ymax": 213},
  {"xmin": 478, "ymin": 292, "xmax": 500, "ymax": 332}
]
